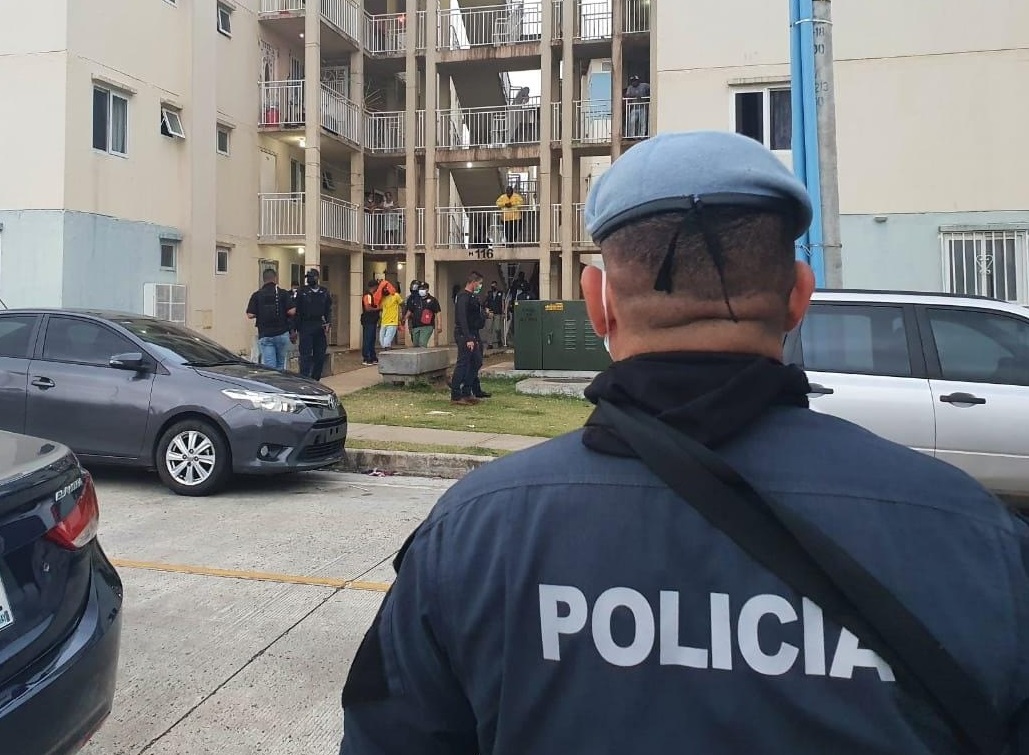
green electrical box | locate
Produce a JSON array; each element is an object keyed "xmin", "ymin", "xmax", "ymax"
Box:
[{"xmin": 513, "ymin": 300, "xmax": 611, "ymax": 371}]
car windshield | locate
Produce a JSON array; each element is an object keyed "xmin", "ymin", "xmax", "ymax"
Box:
[{"xmin": 112, "ymin": 318, "xmax": 243, "ymax": 366}]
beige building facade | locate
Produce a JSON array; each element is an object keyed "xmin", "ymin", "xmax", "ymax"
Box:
[
  {"xmin": 656, "ymin": 0, "xmax": 1029, "ymax": 301},
  {"xmin": 0, "ymin": 0, "xmax": 654, "ymax": 356}
]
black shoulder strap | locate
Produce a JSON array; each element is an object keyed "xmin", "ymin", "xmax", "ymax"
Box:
[{"xmin": 595, "ymin": 400, "xmax": 1006, "ymax": 755}]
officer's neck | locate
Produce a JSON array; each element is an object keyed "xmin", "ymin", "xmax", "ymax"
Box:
[{"xmin": 612, "ymin": 322, "xmax": 785, "ymax": 363}]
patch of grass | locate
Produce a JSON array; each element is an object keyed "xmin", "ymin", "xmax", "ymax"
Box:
[
  {"xmin": 346, "ymin": 439, "xmax": 506, "ymax": 458},
  {"xmin": 341, "ymin": 378, "xmax": 593, "ymax": 438}
]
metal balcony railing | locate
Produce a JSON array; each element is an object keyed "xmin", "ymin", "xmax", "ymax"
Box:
[
  {"xmin": 321, "ymin": 85, "xmax": 362, "ymax": 145},
  {"xmin": 365, "ymin": 12, "xmax": 407, "ymax": 56},
  {"xmin": 259, "ymin": 0, "xmax": 361, "ymax": 44},
  {"xmin": 436, "ymin": 206, "xmax": 544, "ymax": 248},
  {"xmin": 416, "ymin": 10, "xmax": 427, "ymax": 51},
  {"xmin": 437, "ymin": 2, "xmax": 542, "ymax": 49},
  {"xmin": 260, "ymin": 193, "xmax": 305, "ymax": 238},
  {"xmin": 259, "ymin": 193, "xmax": 361, "ymax": 244},
  {"xmin": 260, "ymin": 80, "xmax": 305, "ymax": 128},
  {"xmin": 415, "ymin": 208, "xmax": 425, "ymax": 247},
  {"xmin": 550, "ymin": 100, "xmax": 613, "ymax": 143},
  {"xmin": 364, "ymin": 208, "xmax": 406, "ymax": 249},
  {"xmin": 625, "ymin": 0, "xmax": 650, "ymax": 33},
  {"xmin": 577, "ymin": 1, "xmax": 612, "ymax": 40},
  {"xmin": 550, "ymin": 203, "xmax": 596, "ymax": 246},
  {"xmin": 623, "ymin": 99, "xmax": 651, "ymax": 139},
  {"xmin": 438, "ymin": 100, "xmax": 542, "ymax": 149},
  {"xmin": 415, "ymin": 110, "xmax": 426, "ymax": 148},
  {"xmin": 365, "ymin": 111, "xmax": 405, "ymax": 152},
  {"xmin": 552, "ymin": 1, "xmax": 563, "ymax": 39},
  {"xmin": 322, "ymin": 195, "xmax": 361, "ymax": 243}
]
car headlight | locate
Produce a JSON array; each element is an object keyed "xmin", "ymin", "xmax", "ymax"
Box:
[{"xmin": 222, "ymin": 389, "xmax": 305, "ymax": 414}]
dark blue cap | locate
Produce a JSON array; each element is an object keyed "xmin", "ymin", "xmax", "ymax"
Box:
[{"xmin": 585, "ymin": 131, "xmax": 813, "ymax": 244}]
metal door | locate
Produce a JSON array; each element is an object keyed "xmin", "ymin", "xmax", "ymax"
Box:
[{"xmin": 540, "ymin": 300, "xmax": 611, "ymax": 372}]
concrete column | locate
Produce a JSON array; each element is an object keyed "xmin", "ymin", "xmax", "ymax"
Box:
[
  {"xmin": 424, "ymin": 1, "xmax": 439, "ymax": 254},
  {"xmin": 350, "ymin": 250, "xmax": 364, "ymax": 350},
  {"xmin": 186, "ymin": 0, "xmax": 217, "ymax": 332},
  {"xmin": 611, "ymin": 0, "xmax": 625, "ymax": 160},
  {"xmin": 404, "ymin": 0, "xmax": 418, "ymax": 280},
  {"xmin": 304, "ymin": 0, "xmax": 322, "ymax": 267},
  {"xmin": 648, "ymin": 0, "xmax": 657, "ymax": 136},
  {"xmin": 348, "ymin": 48, "xmax": 366, "ymax": 349},
  {"xmin": 559, "ymin": 0, "xmax": 576, "ymax": 300},
  {"xmin": 537, "ymin": 0, "xmax": 555, "ymax": 300}
]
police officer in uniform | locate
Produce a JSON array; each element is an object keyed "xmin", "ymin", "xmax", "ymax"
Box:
[
  {"xmin": 293, "ymin": 268, "xmax": 332, "ymax": 380},
  {"xmin": 339, "ymin": 132, "xmax": 1029, "ymax": 753}
]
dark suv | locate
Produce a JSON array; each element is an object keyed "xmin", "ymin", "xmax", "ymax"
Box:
[
  {"xmin": 0, "ymin": 310, "xmax": 347, "ymax": 496},
  {"xmin": 0, "ymin": 430, "xmax": 122, "ymax": 753}
]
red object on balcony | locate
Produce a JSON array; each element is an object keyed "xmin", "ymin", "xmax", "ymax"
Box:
[{"xmin": 264, "ymin": 105, "xmax": 280, "ymax": 126}]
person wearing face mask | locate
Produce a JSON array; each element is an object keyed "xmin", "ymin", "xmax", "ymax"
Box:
[
  {"xmin": 449, "ymin": 271, "xmax": 488, "ymax": 405},
  {"xmin": 484, "ymin": 280, "xmax": 506, "ymax": 349},
  {"xmin": 293, "ymin": 268, "xmax": 332, "ymax": 380},
  {"xmin": 340, "ymin": 131, "xmax": 1029, "ymax": 755},
  {"xmin": 404, "ymin": 280, "xmax": 441, "ymax": 348}
]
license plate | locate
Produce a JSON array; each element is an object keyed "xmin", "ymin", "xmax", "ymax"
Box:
[{"xmin": 0, "ymin": 577, "xmax": 13, "ymax": 633}]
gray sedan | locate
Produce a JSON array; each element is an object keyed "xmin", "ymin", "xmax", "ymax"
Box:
[{"xmin": 0, "ymin": 310, "xmax": 347, "ymax": 496}]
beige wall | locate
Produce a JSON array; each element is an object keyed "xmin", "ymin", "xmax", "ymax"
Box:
[{"xmin": 657, "ymin": 0, "xmax": 1029, "ymax": 216}]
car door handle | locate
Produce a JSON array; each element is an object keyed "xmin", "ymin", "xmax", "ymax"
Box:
[
  {"xmin": 30, "ymin": 377, "xmax": 55, "ymax": 390},
  {"xmin": 808, "ymin": 383, "xmax": 834, "ymax": 396},
  {"xmin": 940, "ymin": 392, "xmax": 986, "ymax": 405}
]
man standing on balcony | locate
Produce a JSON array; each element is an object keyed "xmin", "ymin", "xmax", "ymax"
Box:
[
  {"xmin": 625, "ymin": 75, "xmax": 651, "ymax": 138},
  {"xmin": 294, "ymin": 268, "xmax": 333, "ymax": 379},
  {"xmin": 496, "ymin": 186, "xmax": 524, "ymax": 245}
]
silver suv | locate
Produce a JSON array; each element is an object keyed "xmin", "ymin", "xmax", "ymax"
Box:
[{"xmin": 786, "ymin": 290, "xmax": 1029, "ymax": 499}]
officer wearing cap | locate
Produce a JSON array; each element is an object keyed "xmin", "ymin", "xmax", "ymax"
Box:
[
  {"xmin": 339, "ymin": 132, "xmax": 1029, "ymax": 753},
  {"xmin": 293, "ymin": 268, "xmax": 332, "ymax": 380}
]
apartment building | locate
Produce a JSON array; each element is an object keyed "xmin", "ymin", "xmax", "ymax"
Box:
[
  {"xmin": 656, "ymin": 0, "xmax": 1029, "ymax": 302},
  {"xmin": 0, "ymin": 0, "xmax": 654, "ymax": 355}
]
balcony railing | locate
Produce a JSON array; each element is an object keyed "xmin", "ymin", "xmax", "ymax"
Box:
[
  {"xmin": 625, "ymin": 0, "xmax": 650, "ymax": 33},
  {"xmin": 436, "ymin": 206, "xmax": 543, "ymax": 248},
  {"xmin": 416, "ymin": 207, "xmax": 425, "ymax": 247},
  {"xmin": 259, "ymin": 0, "xmax": 361, "ymax": 44},
  {"xmin": 259, "ymin": 193, "xmax": 361, "ymax": 244},
  {"xmin": 623, "ymin": 99, "xmax": 651, "ymax": 139},
  {"xmin": 365, "ymin": 111, "xmax": 405, "ymax": 152},
  {"xmin": 415, "ymin": 110, "xmax": 426, "ymax": 148},
  {"xmin": 416, "ymin": 10, "xmax": 427, "ymax": 51},
  {"xmin": 577, "ymin": 1, "xmax": 612, "ymax": 40},
  {"xmin": 364, "ymin": 12, "xmax": 407, "ymax": 56},
  {"xmin": 552, "ymin": 100, "xmax": 613, "ymax": 143},
  {"xmin": 550, "ymin": 203, "xmax": 595, "ymax": 246},
  {"xmin": 438, "ymin": 2, "xmax": 542, "ymax": 50},
  {"xmin": 438, "ymin": 100, "xmax": 542, "ymax": 149},
  {"xmin": 552, "ymin": 1, "xmax": 563, "ymax": 40},
  {"xmin": 260, "ymin": 80, "xmax": 305, "ymax": 128},
  {"xmin": 321, "ymin": 85, "xmax": 362, "ymax": 144},
  {"xmin": 364, "ymin": 208, "xmax": 406, "ymax": 249}
]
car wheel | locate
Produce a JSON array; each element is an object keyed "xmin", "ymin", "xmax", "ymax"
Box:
[{"xmin": 156, "ymin": 420, "xmax": 231, "ymax": 497}]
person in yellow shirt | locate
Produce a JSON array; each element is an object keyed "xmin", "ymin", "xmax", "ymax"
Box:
[
  {"xmin": 496, "ymin": 186, "xmax": 524, "ymax": 245},
  {"xmin": 378, "ymin": 284, "xmax": 405, "ymax": 350}
]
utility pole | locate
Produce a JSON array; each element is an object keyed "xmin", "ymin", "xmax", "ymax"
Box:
[{"xmin": 812, "ymin": 0, "xmax": 843, "ymax": 287}]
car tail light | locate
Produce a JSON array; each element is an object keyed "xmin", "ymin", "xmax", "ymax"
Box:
[{"xmin": 46, "ymin": 473, "xmax": 100, "ymax": 550}]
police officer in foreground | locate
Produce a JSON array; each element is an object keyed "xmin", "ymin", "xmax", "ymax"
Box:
[
  {"xmin": 339, "ymin": 132, "xmax": 1029, "ymax": 753},
  {"xmin": 293, "ymin": 268, "xmax": 332, "ymax": 380}
]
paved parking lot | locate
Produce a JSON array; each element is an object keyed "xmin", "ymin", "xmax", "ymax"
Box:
[{"xmin": 81, "ymin": 469, "xmax": 452, "ymax": 755}]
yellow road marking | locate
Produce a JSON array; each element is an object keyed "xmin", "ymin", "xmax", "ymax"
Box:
[{"xmin": 109, "ymin": 558, "xmax": 392, "ymax": 593}]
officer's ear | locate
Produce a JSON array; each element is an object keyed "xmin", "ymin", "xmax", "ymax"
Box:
[
  {"xmin": 582, "ymin": 265, "xmax": 613, "ymax": 339},
  {"xmin": 785, "ymin": 261, "xmax": 816, "ymax": 331}
]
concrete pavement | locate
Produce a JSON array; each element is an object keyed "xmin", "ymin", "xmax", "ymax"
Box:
[{"xmin": 82, "ymin": 469, "xmax": 451, "ymax": 755}]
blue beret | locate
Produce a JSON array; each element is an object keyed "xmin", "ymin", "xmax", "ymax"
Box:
[{"xmin": 585, "ymin": 131, "xmax": 813, "ymax": 243}]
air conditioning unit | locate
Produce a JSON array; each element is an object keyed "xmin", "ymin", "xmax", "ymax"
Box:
[{"xmin": 143, "ymin": 283, "xmax": 188, "ymax": 325}]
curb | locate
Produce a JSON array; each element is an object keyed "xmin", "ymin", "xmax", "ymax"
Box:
[{"xmin": 334, "ymin": 449, "xmax": 495, "ymax": 479}]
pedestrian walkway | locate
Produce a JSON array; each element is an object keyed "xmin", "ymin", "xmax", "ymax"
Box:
[
  {"xmin": 347, "ymin": 422, "xmax": 545, "ymax": 452},
  {"xmin": 321, "ymin": 365, "xmax": 382, "ymax": 396}
]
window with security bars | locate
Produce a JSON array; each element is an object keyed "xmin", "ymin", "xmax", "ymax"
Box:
[{"xmin": 943, "ymin": 230, "xmax": 1028, "ymax": 304}]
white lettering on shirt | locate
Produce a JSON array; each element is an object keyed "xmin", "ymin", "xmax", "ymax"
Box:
[{"xmin": 537, "ymin": 585, "xmax": 895, "ymax": 682}]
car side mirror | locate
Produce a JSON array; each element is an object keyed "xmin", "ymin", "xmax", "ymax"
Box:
[{"xmin": 109, "ymin": 352, "xmax": 147, "ymax": 371}]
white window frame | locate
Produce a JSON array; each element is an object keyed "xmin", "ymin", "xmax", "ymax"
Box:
[
  {"xmin": 732, "ymin": 86, "xmax": 792, "ymax": 152},
  {"xmin": 215, "ymin": 245, "xmax": 230, "ymax": 275},
  {"xmin": 160, "ymin": 241, "xmax": 178, "ymax": 272},
  {"xmin": 93, "ymin": 86, "xmax": 129, "ymax": 157},
  {"xmin": 217, "ymin": 124, "xmax": 231, "ymax": 155},
  {"xmin": 161, "ymin": 106, "xmax": 186, "ymax": 139},
  {"xmin": 217, "ymin": 3, "xmax": 233, "ymax": 36},
  {"xmin": 941, "ymin": 229, "xmax": 1029, "ymax": 305}
]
